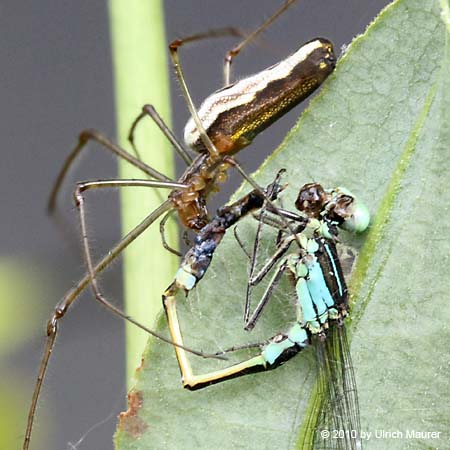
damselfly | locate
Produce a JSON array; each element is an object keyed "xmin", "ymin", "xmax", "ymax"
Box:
[{"xmin": 163, "ymin": 179, "xmax": 369, "ymax": 449}]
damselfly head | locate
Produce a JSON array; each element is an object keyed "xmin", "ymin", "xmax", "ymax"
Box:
[
  {"xmin": 325, "ymin": 187, "xmax": 370, "ymax": 233},
  {"xmin": 294, "ymin": 182, "xmax": 327, "ymax": 218}
]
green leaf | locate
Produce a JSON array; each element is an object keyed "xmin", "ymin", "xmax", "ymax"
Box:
[{"xmin": 115, "ymin": 0, "xmax": 450, "ymax": 449}]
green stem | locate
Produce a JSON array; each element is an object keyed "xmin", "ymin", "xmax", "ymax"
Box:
[{"xmin": 108, "ymin": 1, "xmax": 177, "ymax": 385}]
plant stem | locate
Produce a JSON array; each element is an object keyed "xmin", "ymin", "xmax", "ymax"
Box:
[{"xmin": 108, "ymin": 0, "xmax": 177, "ymax": 385}]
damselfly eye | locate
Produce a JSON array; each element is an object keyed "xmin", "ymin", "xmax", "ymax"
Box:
[
  {"xmin": 295, "ymin": 183, "xmax": 326, "ymax": 216},
  {"xmin": 330, "ymin": 194, "xmax": 354, "ymax": 220},
  {"xmin": 340, "ymin": 195, "xmax": 353, "ymax": 207}
]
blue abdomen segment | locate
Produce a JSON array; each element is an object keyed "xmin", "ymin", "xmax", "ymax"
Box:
[
  {"xmin": 262, "ymin": 324, "xmax": 309, "ymax": 365},
  {"xmin": 263, "ymin": 339, "xmax": 295, "ymax": 365},
  {"xmin": 307, "ymin": 260, "xmax": 335, "ymax": 310},
  {"xmin": 297, "ymin": 257, "xmax": 337, "ymax": 334},
  {"xmin": 296, "ymin": 277, "xmax": 316, "ymax": 324},
  {"xmin": 175, "ymin": 266, "xmax": 197, "ymax": 291}
]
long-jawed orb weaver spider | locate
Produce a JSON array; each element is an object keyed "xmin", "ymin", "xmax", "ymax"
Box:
[{"xmin": 24, "ymin": 1, "xmax": 337, "ymax": 448}]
